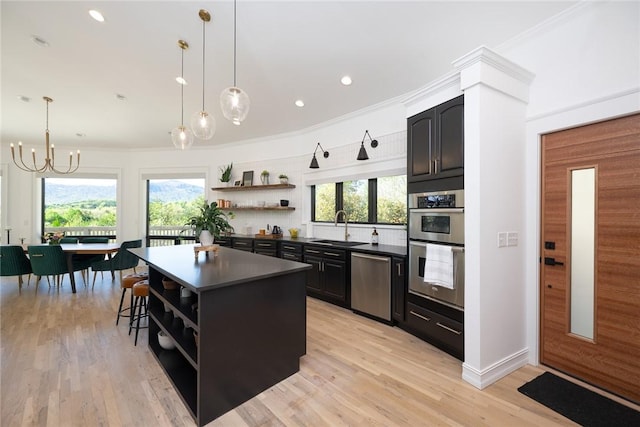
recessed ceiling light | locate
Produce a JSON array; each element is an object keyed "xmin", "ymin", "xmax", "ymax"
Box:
[
  {"xmin": 76, "ymin": 133, "xmax": 86, "ymax": 138},
  {"xmin": 341, "ymin": 75, "xmax": 352, "ymax": 86},
  {"xmin": 17, "ymin": 95, "xmax": 31, "ymax": 102},
  {"xmin": 115, "ymin": 93, "xmax": 127, "ymax": 101},
  {"xmin": 89, "ymin": 10, "xmax": 105, "ymax": 22},
  {"xmin": 31, "ymin": 35, "xmax": 49, "ymax": 47},
  {"xmin": 176, "ymin": 77, "xmax": 187, "ymax": 85},
  {"xmin": 295, "ymin": 100, "xmax": 305, "ymax": 107}
]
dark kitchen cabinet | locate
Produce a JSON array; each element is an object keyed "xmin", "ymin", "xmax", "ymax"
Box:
[
  {"xmin": 254, "ymin": 240, "xmax": 277, "ymax": 257},
  {"xmin": 407, "ymin": 95, "xmax": 464, "ymax": 183},
  {"xmin": 231, "ymin": 237, "xmax": 253, "ymax": 252},
  {"xmin": 279, "ymin": 241, "xmax": 303, "ymax": 262},
  {"xmin": 392, "ymin": 256, "xmax": 406, "ymax": 323},
  {"xmin": 303, "ymin": 246, "xmax": 349, "ymax": 307}
]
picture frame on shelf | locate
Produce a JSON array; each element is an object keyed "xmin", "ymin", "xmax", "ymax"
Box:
[
  {"xmin": 242, "ymin": 171, "xmax": 254, "ymax": 187},
  {"xmin": 234, "ymin": 180, "xmax": 241, "ymax": 186}
]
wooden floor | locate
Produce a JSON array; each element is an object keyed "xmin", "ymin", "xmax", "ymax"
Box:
[{"xmin": 2, "ymin": 270, "xmax": 636, "ymax": 426}]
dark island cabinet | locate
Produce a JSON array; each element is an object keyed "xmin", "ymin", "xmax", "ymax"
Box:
[
  {"xmin": 303, "ymin": 245, "xmax": 349, "ymax": 307},
  {"xmin": 254, "ymin": 240, "xmax": 278, "ymax": 257},
  {"xmin": 408, "ymin": 95, "xmax": 464, "ymax": 183},
  {"xmin": 231, "ymin": 237, "xmax": 253, "ymax": 252},
  {"xmin": 392, "ymin": 256, "xmax": 406, "ymax": 323}
]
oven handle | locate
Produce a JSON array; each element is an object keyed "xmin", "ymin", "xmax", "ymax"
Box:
[
  {"xmin": 409, "ymin": 208, "xmax": 464, "ymax": 214},
  {"xmin": 409, "ymin": 241, "xmax": 464, "ymax": 253}
]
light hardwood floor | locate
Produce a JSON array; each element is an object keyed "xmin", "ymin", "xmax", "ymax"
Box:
[{"xmin": 2, "ymin": 270, "xmax": 636, "ymax": 426}]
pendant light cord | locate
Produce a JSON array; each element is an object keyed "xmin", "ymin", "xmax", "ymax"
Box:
[
  {"xmin": 180, "ymin": 46, "xmax": 185, "ymax": 126},
  {"xmin": 201, "ymin": 17, "xmax": 206, "ymax": 110},
  {"xmin": 233, "ymin": 0, "xmax": 237, "ymax": 87}
]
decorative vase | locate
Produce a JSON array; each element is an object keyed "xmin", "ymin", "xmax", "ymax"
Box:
[
  {"xmin": 280, "ymin": 178, "xmax": 288, "ymax": 185},
  {"xmin": 261, "ymin": 175, "xmax": 269, "ymax": 185},
  {"xmin": 199, "ymin": 230, "xmax": 214, "ymax": 246}
]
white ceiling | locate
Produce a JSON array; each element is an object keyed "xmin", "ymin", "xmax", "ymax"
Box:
[{"xmin": 1, "ymin": 1, "xmax": 577, "ymax": 150}]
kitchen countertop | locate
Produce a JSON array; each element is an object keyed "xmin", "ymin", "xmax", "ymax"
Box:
[
  {"xmin": 129, "ymin": 244, "xmax": 311, "ymax": 292},
  {"xmin": 226, "ymin": 234, "xmax": 407, "ymax": 257}
]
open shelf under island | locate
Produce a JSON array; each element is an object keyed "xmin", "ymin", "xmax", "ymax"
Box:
[{"xmin": 129, "ymin": 244, "xmax": 311, "ymax": 426}]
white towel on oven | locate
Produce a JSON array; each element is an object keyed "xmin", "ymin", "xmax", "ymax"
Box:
[{"xmin": 423, "ymin": 243, "xmax": 454, "ymax": 289}]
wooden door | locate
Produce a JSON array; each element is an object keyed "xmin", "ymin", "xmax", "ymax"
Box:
[{"xmin": 540, "ymin": 113, "xmax": 640, "ymax": 403}]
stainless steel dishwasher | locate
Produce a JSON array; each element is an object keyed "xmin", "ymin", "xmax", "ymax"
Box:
[{"xmin": 351, "ymin": 252, "xmax": 391, "ymax": 321}]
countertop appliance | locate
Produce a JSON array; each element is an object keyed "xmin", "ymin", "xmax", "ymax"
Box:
[
  {"xmin": 408, "ymin": 189, "xmax": 465, "ymax": 310},
  {"xmin": 351, "ymin": 252, "xmax": 391, "ymax": 321}
]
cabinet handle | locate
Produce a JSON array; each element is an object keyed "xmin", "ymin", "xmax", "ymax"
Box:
[
  {"xmin": 434, "ymin": 158, "xmax": 439, "ymax": 173},
  {"xmin": 324, "ymin": 252, "xmax": 341, "ymax": 257},
  {"xmin": 409, "ymin": 310, "xmax": 431, "ymax": 322},
  {"xmin": 283, "ymin": 245, "xmax": 295, "ymax": 250},
  {"xmin": 306, "ymin": 249, "xmax": 320, "ymax": 254},
  {"xmin": 283, "ymin": 253, "xmax": 297, "ymax": 260},
  {"xmin": 436, "ymin": 322, "xmax": 462, "ymax": 335},
  {"xmin": 257, "ymin": 243, "xmax": 272, "ymax": 247},
  {"xmin": 396, "ymin": 263, "xmax": 402, "ymax": 276}
]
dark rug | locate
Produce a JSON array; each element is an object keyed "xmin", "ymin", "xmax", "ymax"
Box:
[{"xmin": 517, "ymin": 372, "xmax": 640, "ymax": 427}]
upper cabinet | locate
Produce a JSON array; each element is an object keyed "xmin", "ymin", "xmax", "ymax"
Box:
[{"xmin": 407, "ymin": 95, "xmax": 464, "ymax": 183}]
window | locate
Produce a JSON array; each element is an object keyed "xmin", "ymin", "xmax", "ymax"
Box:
[
  {"xmin": 42, "ymin": 177, "xmax": 117, "ymax": 240},
  {"xmin": 146, "ymin": 178, "xmax": 205, "ymax": 246},
  {"xmin": 312, "ymin": 175, "xmax": 406, "ymax": 225}
]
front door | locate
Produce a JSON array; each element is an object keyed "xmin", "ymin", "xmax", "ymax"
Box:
[{"xmin": 540, "ymin": 113, "xmax": 640, "ymax": 403}]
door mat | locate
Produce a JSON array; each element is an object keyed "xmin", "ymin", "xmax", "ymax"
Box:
[{"xmin": 517, "ymin": 372, "xmax": 640, "ymax": 427}]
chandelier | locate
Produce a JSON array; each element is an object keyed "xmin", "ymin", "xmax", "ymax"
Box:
[
  {"xmin": 10, "ymin": 96, "xmax": 80, "ymax": 174},
  {"xmin": 220, "ymin": 0, "xmax": 250, "ymax": 125}
]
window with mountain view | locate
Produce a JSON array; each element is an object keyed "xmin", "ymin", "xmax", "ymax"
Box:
[
  {"xmin": 42, "ymin": 177, "xmax": 117, "ymax": 240},
  {"xmin": 146, "ymin": 179, "xmax": 205, "ymax": 246}
]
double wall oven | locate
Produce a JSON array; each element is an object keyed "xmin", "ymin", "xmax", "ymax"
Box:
[{"xmin": 408, "ymin": 189, "xmax": 465, "ymax": 310}]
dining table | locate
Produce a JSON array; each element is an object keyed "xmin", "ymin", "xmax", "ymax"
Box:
[{"xmin": 24, "ymin": 243, "xmax": 120, "ymax": 293}]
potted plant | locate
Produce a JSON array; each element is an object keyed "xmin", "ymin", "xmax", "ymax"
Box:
[
  {"xmin": 278, "ymin": 174, "xmax": 288, "ymax": 185},
  {"xmin": 185, "ymin": 201, "xmax": 234, "ymax": 245},
  {"xmin": 260, "ymin": 170, "xmax": 270, "ymax": 185},
  {"xmin": 219, "ymin": 163, "xmax": 233, "ymax": 185}
]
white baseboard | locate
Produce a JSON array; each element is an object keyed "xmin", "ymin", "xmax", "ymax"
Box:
[{"xmin": 462, "ymin": 348, "xmax": 529, "ymax": 389}]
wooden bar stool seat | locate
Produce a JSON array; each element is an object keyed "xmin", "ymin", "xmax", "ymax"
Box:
[
  {"xmin": 116, "ymin": 273, "xmax": 148, "ymax": 325},
  {"xmin": 129, "ymin": 280, "xmax": 150, "ymax": 346}
]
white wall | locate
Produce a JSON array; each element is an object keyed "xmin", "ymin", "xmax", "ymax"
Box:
[{"xmin": 496, "ymin": 0, "xmax": 640, "ymax": 367}]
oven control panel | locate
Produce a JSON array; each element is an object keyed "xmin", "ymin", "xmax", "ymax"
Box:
[{"xmin": 410, "ymin": 189, "xmax": 464, "ymax": 209}]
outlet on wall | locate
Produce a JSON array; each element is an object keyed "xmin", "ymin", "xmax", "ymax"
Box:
[{"xmin": 497, "ymin": 232, "xmax": 507, "ymax": 248}]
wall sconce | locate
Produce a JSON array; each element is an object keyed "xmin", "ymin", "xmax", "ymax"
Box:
[
  {"xmin": 357, "ymin": 130, "xmax": 378, "ymax": 161},
  {"xmin": 309, "ymin": 143, "xmax": 329, "ymax": 169}
]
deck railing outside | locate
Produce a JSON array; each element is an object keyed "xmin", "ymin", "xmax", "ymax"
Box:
[{"xmin": 43, "ymin": 226, "xmax": 197, "ymax": 247}]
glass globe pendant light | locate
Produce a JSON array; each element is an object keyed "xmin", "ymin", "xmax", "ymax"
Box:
[
  {"xmin": 190, "ymin": 10, "xmax": 216, "ymax": 140},
  {"xmin": 171, "ymin": 40, "xmax": 194, "ymax": 149},
  {"xmin": 220, "ymin": 0, "xmax": 250, "ymax": 125}
]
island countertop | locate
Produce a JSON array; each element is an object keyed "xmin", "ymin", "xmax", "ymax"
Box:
[{"xmin": 129, "ymin": 244, "xmax": 311, "ymax": 292}]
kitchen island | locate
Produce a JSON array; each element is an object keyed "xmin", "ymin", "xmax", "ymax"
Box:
[{"xmin": 129, "ymin": 244, "xmax": 311, "ymax": 426}]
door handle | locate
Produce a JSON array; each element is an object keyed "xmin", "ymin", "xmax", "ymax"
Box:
[{"xmin": 544, "ymin": 257, "xmax": 564, "ymax": 266}]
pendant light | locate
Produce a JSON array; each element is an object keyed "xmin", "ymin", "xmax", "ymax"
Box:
[
  {"xmin": 220, "ymin": 0, "xmax": 250, "ymax": 125},
  {"xmin": 190, "ymin": 10, "xmax": 215, "ymax": 140},
  {"xmin": 309, "ymin": 143, "xmax": 329, "ymax": 169},
  {"xmin": 357, "ymin": 130, "xmax": 378, "ymax": 161},
  {"xmin": 171, "ymin": 40, "xmax": 194, "ymax": 150},
  {"xmin": 10, "ymin": 96, "xmax": 80, "ymax": 174}
]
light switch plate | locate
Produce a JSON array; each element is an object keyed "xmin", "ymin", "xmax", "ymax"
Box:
[
  {"xmin": 498, "ymin": 232, "xmax": 507, "ymax": 247},
  {"xmin": 507, "ymin": 232, "xmax": 518, "ymax": 247}
]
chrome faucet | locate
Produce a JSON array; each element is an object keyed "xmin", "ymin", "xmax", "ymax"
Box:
[{"xmin": 334, "ymin": 210, "xmax": 350, "ymax": 241}]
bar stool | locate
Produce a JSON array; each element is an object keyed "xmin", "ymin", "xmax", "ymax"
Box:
[
  {"xmin": 129, "ymin": 280, "xmax": 150, "ymax": 346},
  {"xmin": 117, "ymin": 273, "xmax": 148, "ymax": 325}
]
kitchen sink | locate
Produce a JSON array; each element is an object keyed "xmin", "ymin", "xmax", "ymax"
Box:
[{"xmin": 308, "ymin": 239, "xmax": 366, "ymax": 248}]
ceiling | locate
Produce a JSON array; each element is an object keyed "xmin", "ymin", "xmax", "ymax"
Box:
[{"xmin": 1, "ymin": 1, "xmax": 577, "ymax": 151}]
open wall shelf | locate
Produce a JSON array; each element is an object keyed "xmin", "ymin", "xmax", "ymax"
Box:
[{"xmin": 212, "ymin": 184, "xmax": 296, "ymax": 192}]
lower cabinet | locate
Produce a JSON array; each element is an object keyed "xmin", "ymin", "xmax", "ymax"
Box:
[
  {"xmin": 303, "ymin": 245, "xmax": 349, "ymax": 307},
  {"xmin": 405, "ymin": 296, "xmax": 464, "ymax": 360},
  {"xmin": 254, "ymin": 240, "xmax": 277, "ymax": 257},
  {"xmin": 231, "ymin": 237, "xmax": 253, "ymax": 252},
  {"xmin": 279, "ymin": 241, "xmax": 303, "ymax": 262}
]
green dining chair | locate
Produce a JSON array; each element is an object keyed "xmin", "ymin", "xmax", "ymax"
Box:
[
  {"xmin": 0, "ymin": 245, "xmax": 33, "ymax": 289},
  {"xmin": 91, "ymin": 240, "xmax": 142, "ymax": 286},
  {"xmin": 27, "ymin": 245, "xmax": 84, "ymax": 289},
  {"xmin": 81, "ymin": 237, "xmax": 109, "ymax": 244},
  {"xmin": 59, "ymin": 237, "xmax": 79, "ymax": 243}
]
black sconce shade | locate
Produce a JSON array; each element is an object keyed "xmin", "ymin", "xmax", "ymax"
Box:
[
  {"xmin": 309, "ymin": 143, "xmax": 329, "ymax": 169},
  {"xmin": 357, "ymin": 130, "xmax": 378, "ymax": 161}
]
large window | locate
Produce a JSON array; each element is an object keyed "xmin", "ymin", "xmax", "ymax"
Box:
[
  {"xmin": 146, "ymin": 178, "xmax": 205, "ymax": 246},
  {"xmin": 312, "ymin": 175, "xmax": 406, "ymax": 225},
  {"xmin": 42, "ymin": 177, "xmax": 117, "ymax": 239}
]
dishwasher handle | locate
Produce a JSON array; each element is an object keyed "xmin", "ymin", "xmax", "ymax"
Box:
[{"xmin": 351, "ymin": 252, "xmax": 390, "ymax": 263}]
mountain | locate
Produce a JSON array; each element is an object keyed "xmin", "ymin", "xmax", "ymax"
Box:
[{"xmin": 45, "ymin": 180, "xmax": 203, "ymax": 204}]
